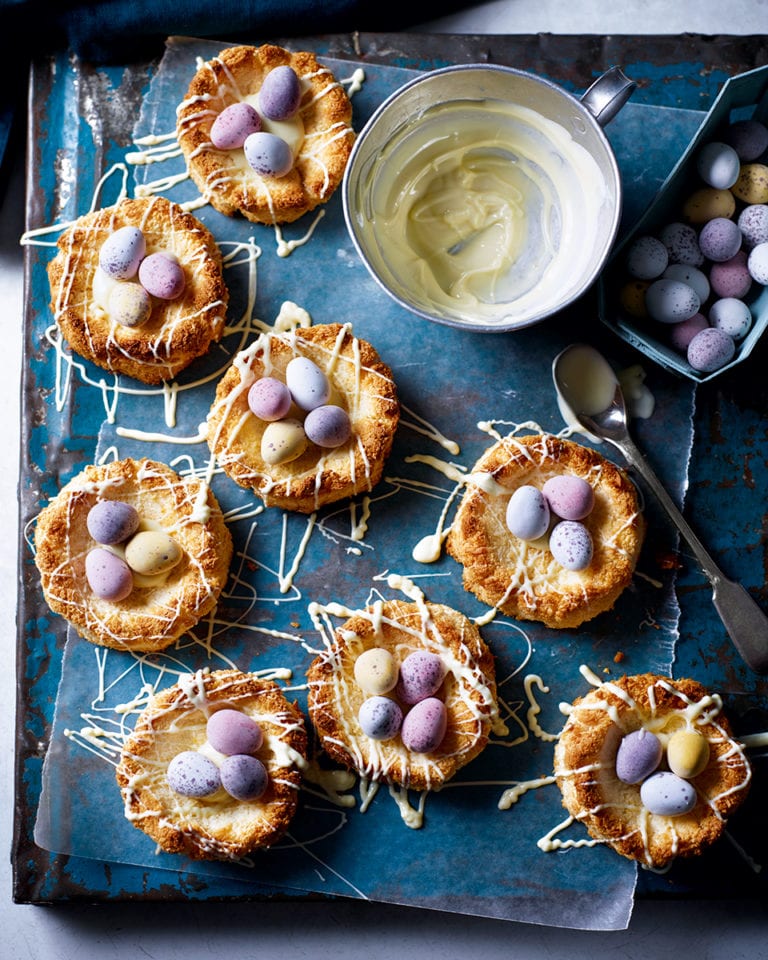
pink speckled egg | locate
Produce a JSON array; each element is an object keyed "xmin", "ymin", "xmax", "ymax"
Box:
[
  {"xmin": 669, "ymin": 312, "xmax": 708, "ymax": 352},
  {"xmin": 138, "ymin": 252, "xmax": 185, "ymax": 300},
  {"xmin": 401, "ymin": 697, "xmax": 447, "ymax": 754},
  {"xmin": 207, "ymin": 709, "xmax": 264, "ymax": 756},
  {"xmin": 709, "ymin": 251, "xmax": 752, "ymax": 299},
  {"xmin": 687, "ymin": 327, "xmax": 736, "ymax": 372},
  {"xmin": 542, "ymin": 475, "xmax": 594, "ymax": 521},
  {"xmin": 248, "ymin": 377, "xmax": 292, "ymax": 421},
  {"xmin": 85, "ymin": 547, "xmax": 133, "ymax": 601},
  {"xmin": 210, "ymin": 102, "xmax": 262, "ymax": 149}
]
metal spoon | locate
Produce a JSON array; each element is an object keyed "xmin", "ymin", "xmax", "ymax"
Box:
[{"xmin": 553, "ymin": 343, "xmax": 768, "ymax": 675}]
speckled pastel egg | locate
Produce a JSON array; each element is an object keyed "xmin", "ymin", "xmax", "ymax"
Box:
[
  {"xmin": 732, "ymin": 163, "xmax": 768, "ymax": 204},
  {"xmin": 210, "ymin": 102, "xmax": 262, "ymax": 149},
  {"xmin": 669, "ymin": 312, "xmax": 708, "ymax": 352},
  {"xmin": 167, "ymin": 751, "xmax": 221, "ymax": 798},
  {"xmin": 542, "ymin": 475, "xmax": 594, "ymax": 521},
  {"xmin": 645, "ymin": 278, "xmax": 700, "ymax": 324},
  {"xmin": 99, "ymin": 226, "xmax": 146, "ymax": 280},
  {"xmin": 698, "ymin": 217, "xmax": 742, "ymax": 262},
  {"xmin": 248, "ymin": 377, "xmax": 292, "ymax": 421},
  {"xmin": 107, "ymin": 281, "xmax": 152, "ymax": 328},
  {"xmin": 397, "ymin": 651, "xmax": 447, "ymax": 705},
  {"xmin": 124, "ymin": 530, "xmax": 182, "ymax": 576},
  {"xmin": 243, "ymin": 131, "xmax": 293, "ymax": 178},
  {"xmin": 549, "ymin": 520, "xmax": 593, "ymax": 571},
  {"xmin": 687, "ymin": 327, "xmax": 736, "ymax": 373},
  {"xmin": 358, "ymin": 696, "xmax": 403, "ymax": 741},
  {"xmin": 505, "ymin": 485, "xmax": 550, "ymax": 541},
  {"xmin": 258, "ymin": 65, "xmax": 302, "ymax": 121},
  {"xmin": 285, "ymin": 356, "xmax": 331, "ymax": 411},
  {"xmin": 207, "ymin": 709, "xmax": 264, "ymax": 756},
  {"xmin": 747, "ymin": 242, "xmax": 768, "ymax": 284},
  {"xmin": 85, "ymin": 547, "xmax": 134, "ymax": 601},
  {"xmin": 615, "ymin": 729, "xmax": 663, "ymax": 785},
  {"xmin": 619, "ymin": 279, "xmax": 649, "ymax": 318},
  {"xmin": 138, "ymin": 252, "xmax": 185, "ymax": 300},
  {"xmin": 260, "ymin": 418, "xmax": 308, "ymax": 465},
  {"xmin": 400, "ymin": 697, "xmax": 447, "ymax": 754},
  {"xmin": 354, "ymin": 648, "xmax": 399, "ymax": 696},
  {"xmin": 737, "ymin": 204, "xmax": 768, "ymax": 248},
  {"xmin": 659, "ymin": 222, "xmax": 704, "ymax": 266},
  {"xmin": 640, "ymin": 771, "xmax": 697, "ymax": 817},
  {"xmin": 87, "ymin": 499, "xmax": 140, "ymax": 545},
  {"xmin": 304, "ymin": 404, "xmax": 352, "ymax": 448},
  {"xmin": 662, "ymin": 264, "xmax": 710, "ymax": 304},
  {"xmin": 682, "ymin": 187, "xmax": 735, "ymax": 225},
  {"xmin": 667, "ymin": 730, "xmax": 710, "ymax": 780},
  {"xmin": 709, "ymin": 297, "xmax": 752, "ymax": 340},
  {"xmin": 725, "ymin": 118, "xmax": 768, "ymax": 161},
  {"xmin": 626, "ymin": 235, "xmax": 668, "ymax": 280},
  {"xmin": 709, "ymin": 251, "xmax": 752, "ymax": 299},
  {"xmin": 696, "ymin": 141, "xmax": 741, "ymax": 189},
  {"xmin": 220, "ymin": 754, "xmax": 269, "ymax": 801}
]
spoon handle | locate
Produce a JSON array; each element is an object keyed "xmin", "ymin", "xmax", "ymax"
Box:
[{"xmin": 610, "ymin": 432, "xmax": 768, "ymax": 674}]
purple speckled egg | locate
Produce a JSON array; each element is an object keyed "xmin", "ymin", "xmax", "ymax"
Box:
[
  {"xmin": 542, "ymin": 475, "xmax": 594, "ymax": 521},
  {"xmin": 505, "ymin": 485, "xmax": 550, "ymax": 541},
  {"xmin": 687, "ymin": 327, "xmax": 736, "ymax": 373},
  {"xmin": 87, "ymin": 499, "xmax": 140, "ymax": 545},
  {"xmin": 220, "ymin": 754, "xmax": 269, "ymax": 801},
  {"xmin": 248, "ymin": 377, "xmax": 292, "ymax": 421},
  {"xmin": 258, "ymin": 65, "xmax": 301, "ymax": 121},
  {"xmin": 358, "ymin": 696, "xmax": 403, "ymax": 741},
  {"xmin": 85, "ymin": 547, "xmax": 134, "ymax": 601},
  {"xmin": 725, "ymin": 118, "xmax": 768, "ymax": 161},
  {"xmin": 615, "ymin": 729, "xmax": 663, "ymax": 784},
  {"xmin": 243, "ymin": 131, "xmax": 293, "ymax": 178},
  {"xmin": 662, "ymin": 264, "xmax": 710, "ymax": 304},
  {"xmin": 747, "ymin": 242, "xmax": 768, "ymax": 284},
  {"xmin": 640, "ymin": 771, "xmax": 697, "ymax": 816},
  {"xmin": 698, "ymin": 217, "xmax": 742, "ymax": 262},
  {"xmin": 397, "ymin": 651, "xmax": 447, "ymax": 705},
  {"xmin": 210, "ymin": 102, "xmax": 262, "ymax": 149},
  {"xmin": 709, "ymin": 251, "xmax": 752, "ymax": 299},
  {"xmin": 401, "ymin": 697, "xmax": 448, "ymax": 754},
  {"xmin": 138, "ymin": 252, "xmax": 185, "ymax": 300},
  {"xmin": 167, "ymin": 751, "xmax": 221, "ymax": 798},
  {"xmin": 626, "ymin": 235, "xmax": 668, "ymax": 280},
  {"xmin": 659, "ymin": 222, "xmax": 704, "ymax": 267},
  {"xmin": 549, "ymin": 520, "xmax": 593, "ymax": 571},
  {"xmin": 207, "ymin": 709, "xmax": 264, "ymax": 756},
  {"xmin": 285, "ymin": 356, "xmax": 331, "ymax": 411},
  {"xmin": 304, "ymin": 404, "xmax": 352, "ymax": 448},
  {"xmin": 737, "ymin": 204, "xmax": 768, "ymax": 248},
  {"xmin": 709, "ymin": 298, "xmax": 752, "ymax": 340},
  {"xmin": 669, "ymin": 312, "xmax": 708, "ymax": 352},
  {"xmin": 645, "ymin": 278, "xmax": 700, "ymax": 324},
  {"xmin": 99, "ymin": 226, "xmax": 146, "ymax": 280}
]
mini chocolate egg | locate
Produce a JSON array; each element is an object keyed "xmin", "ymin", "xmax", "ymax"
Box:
[
  {"xmin": 687, "ymin": 327, "xmax": 736, "ymax": 373},
  {"xmin": 549, "ymin": 520, "xmax": 593, "ymax": 571},
  {"xmin": 737, "ymin": 204, "xmax": 768, "ymax": 248},
  {"xmin": 709, "ymin": 297, "xmax": 752, "ymax": 340},
  {"xmin": 243, "ymin": 131, "xmax": 293, "ymax": 178},
  {"xmin": 138, "ymin": 252, "xmax": 185, "ymax": 300},
  {"xmin": 85, "ymin": 547, "xmax": 134, "ymax": 601},
  {"xmin": 696, "ymin": 141, "xmax": 741, "ymax": 189},
  {"xmin": 659, "ymin": 222, "xmax": 704, "ymax": 267},
  {"xmin": 731, "ymin": 163, "xmax": 768, "ymax": 204},
  {"xmin": 725, "ymin": 118, "xmax": 768, "ymax": 161},
  {"xmin": 640, "ymin": 771, "xmax": 697, "ymax": 817},
  {"xmin": 248, "ymin": 377, "xmax": 292, "ymax": 422},
  {"xmin": 210, "ymin": 102, "xmax": 262, "ymax": 150},
  {"xmin": 261, "ymin": 418, "xmax": 308, "ymax": 465},
  {"xmin": 167, "ymin": 751, "xmax": 221, "ymax": 798},
  {"xmin": 107, "ymin": 281, "xmax": 152, "ymax": 328},
  {"xmin": 400, "ymin": 697, "xmax": 448, "ymax": 754},
  {"xmin": 397, "ymin": 650, "xmax": 447, "ymax": 705},
  {"xmin": 626, "ymin": 235, "xmax": 668, "ymax": 280},
  {"xmin": 87, "ymin": 499, "xmax": 140, "ymax": 545},
  {"xmin": 619, "ymin": 279, "xmax": 649, "ymax": 318},
  {"xmin": 304, "ymin": 404, "xmax": 352, "ymax": 448},
  {"xmin": 747, "ymin": 242, "xmax": 768, "ymax": 284},
  {"xmin": 669, "ymin": 312, "xmax": 708, "ymax": 353},
  {"xmin": 99, "ymin": 225, "xmax": 146, "ymax": 280},
  {"xmin": 682, "ymin": 187, "xmax": 736, "ymax": 225},
  {"xmin": 667, "ymin": 730, "xmax": 711, "ymax": 780},
  {"xmin": 354, "ymin": 647, "xmax": 399, "ymax": 696},
  {"xmin": 505, "ymin": 485, "xmax": 550, "ymax": 541},
  {"xmin": 285, "ymin": 356, "xmax": 331, "ymax": 411},
  {"xmin": 124, "ymin": 530, "xmax": 182, "ymax": 576},
  {"xmin": 698, "ymin": 217, "xmax": 742, "ymax": 262},
  {"xmin": 207, "ymin": 709, "xmax": 264, "ymax": 756},
  {"xmin": 542, "ymin": 474, "xmax": 594, "ymax": 521},
  {"xmin": 645, "ymin": 278, "xmax": 700, "ymax": 324},
  {"xmin": 709, "ymin": 251, "xmax": 752, "ymax": 300},
  {"xmin": 662, "ymin": 264, "xmax": 710, "ymax": 305},
  {"xmin": 258, "ymin": 65, "xmax": 302, "ymax": 121},
  {"xmin": 358, "ymin": 696, "xmax": 403, "ymax": 741},
  {"xmin": 615, "ymin": 729, "xmax": 663, "ymax": 784},
  {"xmin": 220, "ymin": 754, "xmax": 269, "ymax": 801}
]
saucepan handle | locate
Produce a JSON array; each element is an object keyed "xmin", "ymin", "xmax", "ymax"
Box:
[{"xmin": 580, "ymin": 66, "xmax": 636, "ymax": 127}]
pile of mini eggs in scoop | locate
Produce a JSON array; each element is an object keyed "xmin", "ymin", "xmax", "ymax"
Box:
[
  {"xmin": 167, "ymin": 709, "xmax": 270, "ymax": 802},
  {"xmin": 354, "ymin": 648, "xmax": 450, "ymax": 754},
  {"xmin": 210, "ymin": 66, "xmax": 302, "ymax": 177},
  {"xmin": 506, "ymin": 475, "xmax": 596, "ymax": 572},
  {"xmin": 620, "ymin": 117, "xmax": 768, "ymax": 373},
  {"xmin": 97, "ymin": 226, "xmax": 186, "ymax": 328},
  {"xmin": 249, "ymin": 357, "xmax": 352, "ymax": 465},
  {"xmin": 85, "ymin": 500, "xmax": 182, "ymax": 601}
]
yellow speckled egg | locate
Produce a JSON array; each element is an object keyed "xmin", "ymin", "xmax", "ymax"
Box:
[
  {"xmin": 124, "ymin": 530, "xmax": 182, "ymax": 576},
  {"xmin": 620, "ymin": 279, "xmax": 650, "ymax": 318},
  {"xmin": 731, "ymin": 163, "xmax": 768, "ymax": 204},
  {"xmin": 261, "ymin": 418, "xmax": 308, "ymax": 465},
  {"xmin": 354, "ymin": 647, "xmax": 399, "ymax": 695},
  {"xmin": 682, "ymin": 187, "xmax": 736, "ymax": 224},
  {"xmin": 667, "ymin": 729, "xmax": 710, "ymax": 779}
]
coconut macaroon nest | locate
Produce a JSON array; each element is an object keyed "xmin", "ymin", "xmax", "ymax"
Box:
[
  {"xmin": 446, "ymin": 433, "xmax": 645, "ymax": 629},
  {"xmin": 553, "ymin": 671, "xmax": 751, "ymax": 869},
  {"xmin": 46, "ymin": 196, "xmax": 228, "ymax": 384},
  {"xmin": 306, "ymin": 599, "xmax": 500, "ymax": 793},
  {"xmin": 33, "ymin": 458, "xmax": 233, "ymax": 652},
  {"xmin": 206, "ymin": 321, "xmax": 400, "ymax": 513},
  {"xmin": 116, "ymin": 669, "xmax": 308, "ymax": 860},
  {"xmin": 176, "ymin": 44, "xmax": 355, "ymax": 224}
]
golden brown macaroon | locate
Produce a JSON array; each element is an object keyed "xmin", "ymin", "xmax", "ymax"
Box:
[
  {"xmin": 207, "ymin": 321, "xmax": 400, "ymax": 513},
  {"xmin": 116, "ymin": 669, "xmax": 308, "ymax": 860},
  {"xmin": 47, "ymin": 196, "xmax": 228, "ymax": 384},
  {"xmin": 553, "ymin": 671, "xmax": 752, "ymax": 869},
  {"xmin": 177, "ymin": 44, "xmax": 354, "ymax": 224},
  {"xmin": 446, "ymin": 433, "xmax": 645, "ymax": 629},
  {"xmin": 307, "ymin": 598, "xmax": 500, "ymax": 792},
  {"xmin": 34, "ymin": 458, "xmax": 232, "ymax": 652}
]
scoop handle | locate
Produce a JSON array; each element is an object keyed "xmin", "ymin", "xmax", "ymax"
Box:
[{"xmin": 580, "ymin": 67, "xmax": 636, "ymax": 127}]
